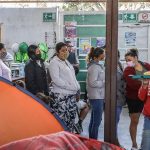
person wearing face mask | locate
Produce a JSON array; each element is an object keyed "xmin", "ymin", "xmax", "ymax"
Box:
[
  {"xmin": 24, "ymin": 44, "xmax": 49, "ymax": 96},
  {"xmin": 123, "ymin": 48, "xmax": 150, "ymax": 150},
  {"xmin": 48, "ymin": 42, "xmax": 80, "ymax": 132},
  {"xmin": 86, "ymin": 47, "xmax": 105, "ymax": 139},
  {"xmin": 65, "ymin": 41, "xmax": 79, "ymax": 76},
  {"xmin": 116, "ymin": 51, "xmax": 126, "ymax": 146},
  {"xmin": 0, "ymin": 43, "xmax": 11, "ymax": 81}
]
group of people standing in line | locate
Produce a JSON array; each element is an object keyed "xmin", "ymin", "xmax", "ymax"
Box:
[
  {"xmin": 86, "ymin": 46, "xmax": 126, "ymax": 145},
  {"xmin": 0, "ymin": 41, "xmax": 150, "ymax": 150},
  {"xmin": 86, "ymin": 46, "xmax": 150, "ymax": 150}
]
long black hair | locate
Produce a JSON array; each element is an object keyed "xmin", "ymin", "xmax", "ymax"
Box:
[
  {"xmin": 125, "ymin": 48, "xmax": 138, "ymax": 59},
  {"xmin": 27, "ymin": 45, "xmax": 39, "ymax": 60},
  {"xmin": 55, "ymin": 42, "xmax": 67, "ymax": 53},
  {"xmin": 50, "ymin": 42, "xmax": 67, "ymax": 59},
  {"xmin": 0, "ymin": 43, "xmax": 4, "ymax": 50},
  {"xmin": 118, "ymin": 50, "xmax": 123, "ymax": 71},
  {"xmin": 88, "ymin": 47, "xmax": 104, "ymax": 62}
]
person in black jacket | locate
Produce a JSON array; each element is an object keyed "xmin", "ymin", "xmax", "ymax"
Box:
[
  {"xmin": 25, "ymin": 44, "xmax": 49, "ymax": 96},
  {"xmin": 65, "ymin": 41, "xmax": 79, "ymax": 75}
]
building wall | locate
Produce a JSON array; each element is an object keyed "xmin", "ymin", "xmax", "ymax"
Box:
[
  {"xmin": 1, "ymin": 9, "xmax": 149, "ymax": 62},
  {"xmin": 0, "ymin": 8, "xmax": 58, "ymax": 55},
  {"xmin": 62, "ymin": 11, "xmax": 150, "ymax": 97}
]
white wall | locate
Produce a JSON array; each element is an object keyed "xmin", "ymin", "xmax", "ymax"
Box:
[
  {"xmin": 0, "ymin": 8, "xmax": 58, "ymax": 55},
  {"xmin": 118, "ymin": 24, "xmax": 149, "ymax": 62},
  {"xmin": 1, "ymin": 9, "xmax": 150, "ymax": 62}
]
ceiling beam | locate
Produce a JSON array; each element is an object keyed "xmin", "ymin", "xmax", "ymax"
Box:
[{"xmin": 0, "ymin": 0, "xmax": 150, "ymax": 3}]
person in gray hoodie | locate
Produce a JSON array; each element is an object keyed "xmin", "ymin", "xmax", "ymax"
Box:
[
  {"xmin": 86, "ymin": 47, "xmax": 105, "ymax": 139},
  {"xmin": 116, "ymin": 51, "xmax": 126, "ymax": 146},
  {"xmin": 48, "ymin": 42, "xmax": 80, "ymax": 132}
]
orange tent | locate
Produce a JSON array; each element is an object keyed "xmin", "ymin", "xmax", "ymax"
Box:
[{"xmin": 0, "ymin": 77, "xmax": 66, "ymax": 146}]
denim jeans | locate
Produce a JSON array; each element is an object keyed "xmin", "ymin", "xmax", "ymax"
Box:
[
  {"xmin": 116, "ymin": 106, "xmax": 123, "ymax": 136},
  {"xmin": 89, "ymin": 99, "xmax": 104, "ymax": 139},
  {"xmin": 141, "ymin": 116, "xmax": 150, "ymax": 150}
]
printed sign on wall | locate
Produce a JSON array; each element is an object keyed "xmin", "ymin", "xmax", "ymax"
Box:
[
  {"xmin": 125, "ymin": 32, "xmax": 136, "ymax": 46},
  {"xmin": 97, "ymin": 37, "xmax": 106, "ymax": 47},
  {"xmin": 65, "ymin": 21, "xmax": 77, "ymax": 38},
  {"xmin": 43, "ymin": 13, "xmax": 56, "ymax": 22},
  {"xmin": 123, "ymin": 13, "xmax": 137, "ymax": 23},
  {"xmin": 45, "ymin": 31, "xmax": 56, "ymax": 47},
  {"xmin": 138, "ymin": 12, "xmax": 150, "ymax": 23},
  {"xmin": 79, "ymin": 38, "xmax": 91, "ymax": 56}
]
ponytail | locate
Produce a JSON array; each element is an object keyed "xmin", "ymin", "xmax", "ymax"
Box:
[{"xmin": 88, "ymin": 47, "xmax": 95, "ymax": 62}]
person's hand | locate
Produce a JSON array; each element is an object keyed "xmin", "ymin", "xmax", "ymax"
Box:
[
  {"xmin": 73, "ymin": 64, "xmax": 79, "ymax": 67},
  {"xmin": 142, "ymin": 79, "xmax": 149, "ymax": 85},
  {"xmin": 141, "ymin": 79, "xmax": 149, "ymax": 89},
  {"xmin": 76, "ymin": 90, "xmax": 80, "ymax": 102},
  {"xmin": 36, "ymin": 92, "xmax": 53, "ymax": 104}
]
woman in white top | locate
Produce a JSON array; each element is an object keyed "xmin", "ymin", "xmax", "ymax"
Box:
[
  {"xmin": 0, "ymin": 43, "xmax": 11, "ymax": 81},
  {"xmin": 48, "ymin": 42, "xmax": 80, "ymax": 132}
]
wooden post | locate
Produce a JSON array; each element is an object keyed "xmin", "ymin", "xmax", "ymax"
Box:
[
  {"xmin": 0, "ymin": 24, "xmax": 2, "ymax": 42},
  {"xmin": 104, "ymin": 0, "xmax": 118, "ymax": 144}
]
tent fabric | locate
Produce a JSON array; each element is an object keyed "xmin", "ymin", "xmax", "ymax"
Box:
[
  {"xmin": 0, "ymin": 77, "xmax": 66, "ymax": 146},
  {"xmin": 0, "ymin": 131, "xmax": 125, "ymax": 150}
]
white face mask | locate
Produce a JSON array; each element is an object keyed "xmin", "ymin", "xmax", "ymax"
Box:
[{"xmin": 126, "ymin": 61, "xmax": 135, "ymax": 67}]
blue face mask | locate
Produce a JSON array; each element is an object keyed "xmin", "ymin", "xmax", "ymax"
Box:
[{"xmin": 99, "ymin": 61, "xmax": 105, "ymax": 66}]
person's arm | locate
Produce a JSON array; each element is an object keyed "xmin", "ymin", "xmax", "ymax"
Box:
[
  {"xmin": 142, "ymin": 62, "xmax": 150, "ymax": 70},
  {"xmin": 0, "ymin": 60, "xmax": 12, "ymax": 81},
  {"xmin": 4, "ymin": 52, "xmax": 13, "ymax": 61},
  {"xmin": 138, "ymin": 80, "xmax": 149, "ymax": 102},
  {"xmin": 75, "ymin": 52, "xmax": 79, "ymax": 65},
  {"xmin": 25, "ymin": 64, "xmax": 38, "ymax": 94},
  {"xmin": 88, "ymin": 66, "xmax": 104, "ymax": 88},
  {"xmin": 123, "ymin": 67, "xmax": 141, "ymax": 90},
  {"xmin": 0, "ymin": 61, "xmax": 2, "ymax": 77}
]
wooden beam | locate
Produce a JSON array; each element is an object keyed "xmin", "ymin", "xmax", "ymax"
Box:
[
  {"xmin": 0, "ymin": 0, "xmax": 150, "ymax": 3},
  {"xmin": 104, "ymin": 0, "xmax": 118, "ymax": 144},
  {"xmin": 120, "ymin": 0, "xmax": 150, "ymax": 1},
  {"xmin": 0, "ymin": 27, "xmax": 1, "ymax": 43}
]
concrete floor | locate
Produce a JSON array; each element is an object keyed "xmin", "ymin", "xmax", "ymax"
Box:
[{"xmin": 80, "ymin": 107, "xmax": 144, "ymax": 150}]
